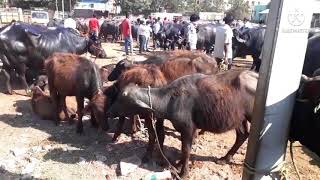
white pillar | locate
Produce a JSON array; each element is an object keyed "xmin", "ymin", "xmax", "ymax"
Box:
[
  {"xmin": 62, "ymin": 0, "xmax": 65, "ymax": 19},
  {"xmin": 242, "ymin": 0, "xmax": 313, "ymax": 179}
]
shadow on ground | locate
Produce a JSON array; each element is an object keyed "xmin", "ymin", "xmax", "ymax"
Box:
[
  {"xmin": 0, "ymin": 98, "xmax": 228, "ymax": 175},
  {"xmin": 302, "ymin": 146, "xmax": 320, "ymax": 167}
]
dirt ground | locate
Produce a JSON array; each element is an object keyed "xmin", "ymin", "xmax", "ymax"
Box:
[{"xmin": 0, "ymin": 42, "xmax": 319, "ymax": 180}]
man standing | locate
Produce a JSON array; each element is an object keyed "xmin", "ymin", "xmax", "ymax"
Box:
[
  {"xmin": 152, "ymin": 18, "xmax": 161, "ymax": 49},
  {"xmin": 214, "ymin": 15, "xmax": 234, "ymax": 70},
  {"xmin": 64, "ymin": 14, "xmax": 76, "ymax": 30},
  {"xmin": 122, "ymin": 12, "xmax": 133, "ymax": 55},
  {"xmin": 185, "ymin": 14, "xmax": 199, "ymax": 51},
  {"xmin": 145, "ymin": 21, "xmax": 152, "ymax": 52},
  {"xmin": 89, "ymin": 14, "xmax": 100, "ymax": 41}
]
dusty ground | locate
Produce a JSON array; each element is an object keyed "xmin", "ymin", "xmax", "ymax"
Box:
[{"xmin": 0, "ymin": 42, "xmax": 319, "ymax": 180}]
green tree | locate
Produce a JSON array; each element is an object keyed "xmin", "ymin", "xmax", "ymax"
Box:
[
  {"xmin": 200, "ymin": 0, "xmax": 225, "ymax": 12},
  {"xmin": 11, "ymin": 0, "xmax": 77, "ymax": 11},
  {"xmin": 227, "ymin": 0, "xmax": 250, "ymax": 20}
]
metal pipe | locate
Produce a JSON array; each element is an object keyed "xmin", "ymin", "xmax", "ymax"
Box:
[
  {"xmin": 55, "ymin": 0, "xmax": 59, "ymax": 17},
  {"xmin": 242, "ymin": 0, "xmax": 313, "ymax": 179},
  {"xmin": 62, "ymin": 0, "xmax": 65, "ymax": 19}
]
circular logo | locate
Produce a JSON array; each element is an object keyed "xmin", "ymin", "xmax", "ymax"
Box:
[{"xmin": 288, "ymin": 9, "xmax": 305, "ymax": 26}]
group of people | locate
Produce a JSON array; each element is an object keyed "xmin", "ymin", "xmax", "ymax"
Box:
[
  {"xmin": 63, "ymin": 14, "xmax": 101, "ymax": 42},
  {"xmin": 120, "ymin": 12, "xmax": 238, "ymax": 70}
]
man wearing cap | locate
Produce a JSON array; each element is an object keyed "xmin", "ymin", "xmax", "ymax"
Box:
[
  {"xmin": 185, "ymin": 14, "xmax": 199, "ymax": 51},
  {"xmin": 214, "ymin": 15, "xmax": 234, "ymax": 70}
]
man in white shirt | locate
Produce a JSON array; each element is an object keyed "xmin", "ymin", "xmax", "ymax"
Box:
[
  {"xmin": 64, "ymin": 15, "xmax": 77, "ymax": 30},
  {"xmin": 137, "ymin": 20, "xmax": 150, "ymax": 54},
  {"xmin": 214, "ymin": 15, "xmax": 234, "ymax": 70},
  {"xmin": 152, "ymin": 19, "xmax": 161, "ymax": 48},
  {"xmin": 186, "ymin": 14, "xmax": 199, "ymax": 50}
]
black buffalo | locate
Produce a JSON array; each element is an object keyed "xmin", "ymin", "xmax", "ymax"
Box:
[
  {"xmin": 302, "ymin": 35, "xmax": 320, "ymax": 76},
  {"xmin": 157, "ymin": 23, "xmax": 184, "ymax": 50},
  {"xmin": 0, "ymin": 22, "xmax": 106, "ymax": 94},
  {"xmin": 47, "ymin": 19, "xmax": 64, "ymax": 28},
  {"xmin": 196, "ymin": 23, "xmax": 217, "ymax": 53},
  {"xmin": 233, "ymin": 27, "xmax": 266, "ymax": 72},
  {"xmin": 308, "ymin": 28, "xmax": 320, "ymax": 39},
  {"xmin": 290, "ymin": 75, "xmax": 320, "ymax": 157},
  {"xmin": 99, "ymin": 21, "xmax": 120, "ymax": 42}
]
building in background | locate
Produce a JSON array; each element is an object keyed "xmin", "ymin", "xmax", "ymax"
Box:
[
  {"xmin": 73, "ymin": 0, "xmax": 120, "ymax": 18},
  {"xmin": 252, "ymin": 4, "xmax": 268, "ymax": 22},
  {"xmin": 311, "ymin": 1, "xmax": 320, "ymax": 28}
]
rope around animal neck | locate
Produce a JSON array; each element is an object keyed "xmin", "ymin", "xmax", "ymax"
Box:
[{"xmin": 147, "ymin": 86, "xmax": 182, "ymax": 180}]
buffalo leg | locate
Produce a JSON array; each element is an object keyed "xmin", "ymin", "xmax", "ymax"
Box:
[
  {"xmin": 2, "ymin": 67, "xmax": 13, "ymax": 94},
  {"xmin": 156, "ymin": 118, "xmax": 165, "ymax": 151},
  {"xmin": 142, "ymin": 116, "xmax": 156, "ymax": 163},
  {"xmin": 218, "ymin": 120, "xmax": 249, "ymax": 164},
  {"xmin": 60, "ymin": 96, "xmax": 71, "ymax": 124},
  {"xmin": 90, "ymin": 109, "xmax": 98, "ymax": 128},
  {"xmin": 50, "ymin": 90, "xmax": 60, "ymax": 125},
  {"xmin": 155, "ymin": 118, "xmax": 168, "ymax": 166},
  {"xmin": 112, "ymin": 116, "xmax": 126, "ymax": 142},
  {"xmin": 76, "ymin": 96, "xmax": 84, "ymax": 134},
  {"xmin": 132, "ymin": 115, "xmax": 139, "ymax": 133},
  {"xmin": 179, "ymin": 128, "xmax": 196, "ymax": 178},
  {"xmin": 16, "ymin": 64, "xmax": 30, "ymax": 94}
]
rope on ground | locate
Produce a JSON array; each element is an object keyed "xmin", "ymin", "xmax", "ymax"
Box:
[
  {"xmin": 148, "ymin": 86, "xmax": 182, "ymax": 180},
  {"xmin": 290, "ymin": 141, "xmax": 301, "ymax": 180}
]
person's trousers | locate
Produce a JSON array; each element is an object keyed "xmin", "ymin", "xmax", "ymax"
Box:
[
  {"xmin": 145, "ymin": 36, "xmax": 150, "ymax": 51},
  {"xmin": 124, "ymin": 36, "xmax": 133, "ymax": 55},
  {"xmin": 139, "ymin": 35, "xmax": 146, "ymax": 53}
]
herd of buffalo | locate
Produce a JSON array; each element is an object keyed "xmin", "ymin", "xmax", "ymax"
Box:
[{"xmin": 0, "ymin": 21, "xmax": 320, "ymax": 178}]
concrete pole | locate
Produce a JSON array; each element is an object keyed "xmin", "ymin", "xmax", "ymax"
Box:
[
  {"xmin": 55, "ymin": 0, "xmax": 59, "ymax": 16},
  {"xmin": 69, "ymin": 0, "xmax": 72, "ymax": 13},
  {"xmin": 242, "ymin": 0, "xmax": 313, "ymax": 179},
  {"xmin": 62, "ymin": 0, "xmax": 65, "ymax": 19}
]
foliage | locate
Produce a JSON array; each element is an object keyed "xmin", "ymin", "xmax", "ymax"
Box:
[
  {"xmin": 117, "ymin": 0, "xmax": 225, "ymax": 15},
  {"xmin": 226, "ymin": 0, "xmax": 251, "ymax": 20}
]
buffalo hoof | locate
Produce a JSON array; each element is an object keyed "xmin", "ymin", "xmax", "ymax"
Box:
[
  {"xmin": 178, "ymin": 169, "xmax": 189, "ymax": 180},
  {"xmin": 111, "ymin": 136, "xmax": 119, "ymax": 143},
  {"xmin": 216, "ymin": 155, "xmax": 232, "ymax": 165},
  {"xmin": 142, "ymin": 154, "xmax": 152, "ymax": 163},
  {"xmin": 76, "ymin": 126, "xmax": 84, "ymax": 134},
  {"xmin": 6, "ymin": 89, "xmax": 13, "ymax": 95},
  {"xmin": 68, "ymin": 118, "xmax": 75, "ymax": 125},
  {"xmin": 55, "ymin": 120, "xmax": 60, "ymax": 126},
  {"xmin": 90, "ymin": 119, "xmax": 98, "ymax": 128}
]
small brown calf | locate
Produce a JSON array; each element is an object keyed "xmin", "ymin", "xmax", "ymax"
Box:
[{"xmin": 31, "ymin": 86, "xmax": 77, "ymax": 121}]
